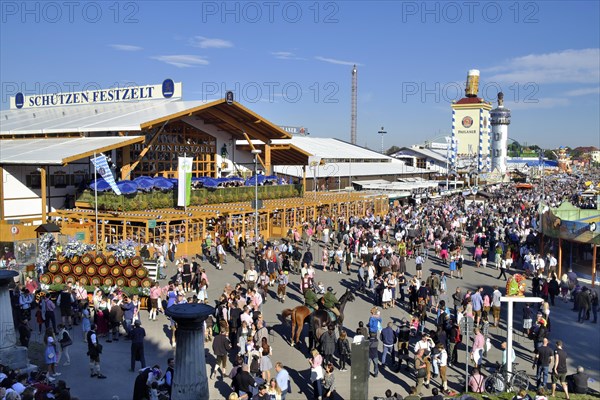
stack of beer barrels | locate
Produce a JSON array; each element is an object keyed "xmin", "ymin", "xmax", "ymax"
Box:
[{"xmin": 40, "ymin": 253, "xmax": 152, "ymax": 288}]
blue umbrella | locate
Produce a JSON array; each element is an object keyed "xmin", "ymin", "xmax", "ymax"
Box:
[
  {"xmin": 135, "ymin": 178, "xmax": 154, "ymax": 191},
  {"xmin": 116, "ymin": 180, "xmax": 139, "ymax": 195},
  {"xmin": 152, "ymin": 177, "xmax": 174, "ymax": 190},
  {"xmin": 245, "ymin": 175, "xmax": 267, "ymax": 186},
  {"xmin": 201, "ymin": 178, "xmax": 219, "ymax": 188},
  {"xmin": 89, "ymin": 179, "xmax": 111, "ymax": 192},
  {"xmin": 133, "ymin": 176, "xmax": 153, "ymax": 182}
]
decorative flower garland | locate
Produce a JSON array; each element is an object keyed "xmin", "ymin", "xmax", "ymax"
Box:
[
  {"xmin": 62, "ymin": 240, "xmax": 95, "ymax": 259},
  {"xmin": 106, "ymin": 239, "xmax": 137, "ymax": 262},
  {"xmin": 35, "ymin": 233, "xmax": 58, "ymax": 272}
]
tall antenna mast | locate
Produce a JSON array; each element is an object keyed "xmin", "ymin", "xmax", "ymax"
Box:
[{"xmin": 351, "ymin": 64, "xmax": 358, "ymax": 145}]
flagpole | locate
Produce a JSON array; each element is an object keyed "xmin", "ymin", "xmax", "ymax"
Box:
[
  {"xmin": 94, "ymin": 152, "xmax": 98, "ymax": 247},
  {"xmin": 184, "ymin": 153, "xmax": 187, "ymax": 213}
]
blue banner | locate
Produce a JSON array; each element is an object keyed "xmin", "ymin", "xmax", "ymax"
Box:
[{"xmin": 91, "ymin": 154, "xmax": 121, "ymax": 195}]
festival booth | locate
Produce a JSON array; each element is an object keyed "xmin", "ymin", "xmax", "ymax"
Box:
[
  {"xmin": 1, "ymin": 81, "xmax": 388, "ymax": 265},
  {"xmin": 540, "ymin": 201, "xmax": 600, "ymax": 286}
]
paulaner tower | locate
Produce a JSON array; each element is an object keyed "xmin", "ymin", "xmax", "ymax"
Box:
[
  {"xmin": 450, "ymin": 69, "xmax": 492, "ymax": 173},
  {"xmin": 490, "ymin": 92, "xmax": 511, "ymax": 174}
]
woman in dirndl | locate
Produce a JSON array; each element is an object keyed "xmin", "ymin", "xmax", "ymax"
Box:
[{"xmin": 44, "ymin": 329, "xmax": 59, "ymax": 379}]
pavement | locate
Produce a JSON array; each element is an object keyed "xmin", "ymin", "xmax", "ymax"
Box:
[{"xmin": 32, "ymin": 240, "xmax": 600, "ymax": 400}]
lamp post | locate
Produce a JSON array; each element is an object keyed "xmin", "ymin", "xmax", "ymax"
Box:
[
  {"xmin": 377, "ymin": 126, "xmax": 387, "ymax": 154},
  {"xmin": 251, "ymin": 149, "xmax": 262, "ymax": 247}
]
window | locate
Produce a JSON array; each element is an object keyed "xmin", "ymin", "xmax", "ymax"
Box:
[
  {"xmin": 27, "ymin": 172, "xmax": 41, "ymax": 189},
  {"xmin": 72, "ymin": 171, "xmax": 88, "ymax": 186},
  {"xmin": 416, "ymin": 158, "xmax": 427, "ymax": 169},
  {"xmin": 52, "ymin": 172, "xmax": 68, "ymax": 188}
]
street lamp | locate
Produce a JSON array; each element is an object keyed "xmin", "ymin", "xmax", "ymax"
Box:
[
  {"xmin": 251, "ymin": 149, "xmax": 262, "ymax": 248},
  {"xmin": 378, "ymin": 126, "xmax": 387, "ymax": 154}
]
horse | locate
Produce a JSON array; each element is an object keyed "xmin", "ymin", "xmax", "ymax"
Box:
[
  {"xmin": 281, "ymin": 304, "xmax": 312, "ymax": 346},
  {"xmin": 282, "ymin": 289, "xmax": 355, "ymax": 347},
  {"xmin": 311, "ymin": 289, "xmax": 355, "ymax": 340}
]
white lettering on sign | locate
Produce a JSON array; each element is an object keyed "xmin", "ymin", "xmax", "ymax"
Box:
[{"xmin": 10, "ymin": 80, "xmax": 182, "ymax": 109}]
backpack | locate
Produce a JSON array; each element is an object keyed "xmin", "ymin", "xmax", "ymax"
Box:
[{"xmin": 250, "ymin": 356, "xmax": 261, "ymax": 375}]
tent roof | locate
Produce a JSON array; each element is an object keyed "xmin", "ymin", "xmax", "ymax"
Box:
[{"xmin": 0, "ymin": 136, "xmax": 144, "ymax": 165}]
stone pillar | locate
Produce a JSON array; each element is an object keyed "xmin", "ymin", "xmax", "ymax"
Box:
[
  {"xmin": 166, "ymin": 303, "xmax": 214, "ymax": 400},
  {"xmin": 0, "ymin": 270, "xmax": 29, "ymax": 369}
]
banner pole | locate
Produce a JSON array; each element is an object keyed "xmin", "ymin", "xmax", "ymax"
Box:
[
  {"xmin": 184, "ymin": 153, "xmax": 187, "ymax": 212},
  {"xmin": 94, "ymin": 152, "xmax": 98, "ymax": 246}
]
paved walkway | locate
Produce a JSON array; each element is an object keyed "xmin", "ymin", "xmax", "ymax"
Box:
[{"xmin": 42, "ymin": 241, "xmax": 599, "ymax": 399}]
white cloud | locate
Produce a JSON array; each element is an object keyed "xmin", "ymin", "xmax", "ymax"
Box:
[
  {"xmin": 485, "ymin": 48, "xmax": 600, "ymax": 84},
  {"xmin": 271, "ymin": 51, "xmax": 305, "ymax": 61},
  {"xmin": 109, "ymin": 44, "xmax": 143, "ymax": 51},
  {"xmin": 565, "ymin": 87, "xmax": 600, "ymax": 97},
  {"xmin": 507, "ymin": 97, "xmax": 570, "ymax": 110},
  {"xmin": 151, "ymin": 55, "xmax": 209, "ymax": 68},
  {"xmin": 189, "ymin": 36, "xmax": 233, "ymax": 49},
  {"xmin": 315, "ymin": 56, "xmax": 363, "ymax": 66}
]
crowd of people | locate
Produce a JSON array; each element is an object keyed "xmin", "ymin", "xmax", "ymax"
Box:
[{"xmin": 2, "ymin": 172, "xmax": 599, "ymax": 400}]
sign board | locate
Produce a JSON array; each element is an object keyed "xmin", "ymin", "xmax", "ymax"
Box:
[
  {"xmin": 10, "ymin": 79, "xmax": 182, "ymax": 109},
  {"xmin": 75, "ymin": 232, "xmax": 85, "ymax": 241},
  {"xmin": 148, "ymin": 220, "xmax": 157, "ymax": 229},
  {"xmin": 279, "ymin": 125, "xmax": 308, "ymax": 135}
]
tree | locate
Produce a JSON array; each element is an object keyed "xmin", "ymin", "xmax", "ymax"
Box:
[
  {"xmin": 544, "ymin": 150, "xmax": 557, "ymax": 160},
  {"xmin": 385, "ymin": 145, "xmax": 402, "ymax": 156}
]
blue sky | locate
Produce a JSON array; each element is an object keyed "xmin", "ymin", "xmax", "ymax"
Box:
[{"xmin": 1, "ymin": 1, "xmax": 599, "ymax": 149}]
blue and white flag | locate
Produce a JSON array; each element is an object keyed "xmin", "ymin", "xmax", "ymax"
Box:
[{"xmin": 91, "ymin": 154, "xmax": 121, "ymax": 195}]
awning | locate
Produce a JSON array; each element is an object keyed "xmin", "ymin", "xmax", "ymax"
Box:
[{"xmin": 0, "ymin": 136, "xmax": 144, "ymax": 165}]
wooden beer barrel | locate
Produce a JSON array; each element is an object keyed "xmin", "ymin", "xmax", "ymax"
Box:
[
  {"xmin": 53, "ymin": 274, "xmax": 65, "ymax": 284},
  {"xmin": 123, "ymin": 265, "xmax": 135, "ymax": 278},
  {"xmin": 98, "ymin": 265, "xmax": 110, "ymax": 277},
  {"xmin": 60, "ymin": 263, "xmax": 72, "ymax": 275},
  {"xmin": 85, "ymin": 265, "xmax": 97, "ymax": 277},
  {"xmin": 57, "ymin": 254, "xmax": 67, "ymax": 263},
  {"xmin": 103, "ymin": 276, "xmax": 115, "ymax": 286},
  {"xmin": 93, "ymin": 254, "xmax": 106, "ymax": 266},
  {"xmin": 81, "ymin": 253, "xmax": 93, "ymax": 266},
  {"xmin": 135, "ymin": 267, "xmax": 148, "ymax": 279},
  {"xmin": 130, "ymin": 256, "xmax": 143, "ymax": 267},
  {"xmin": 118, "ymin": 258, "xmax": 129, "ymax": 267},
  {"xmin": 90, "ymin": 276, "xmax": 102, "ymax": 286},
  {"xmin": 40, "ymin": 273, "xmax": 53, "ymax": 285},
  {"xmin": 48, "ymin": 261, "xmax": 60, "ymax": 274},
  {"xmin": 115, "ymin": 276, "xmax": 127, "ymax": 287},
  {"xmin": 128, "ymin": 277, "xmax": 140, "ymax": 287},
  {"xmin": 65, "ymin": 275, "xmax": 76, "ymax": 285},
  {"xmin": 78, "ymin": 275, "xmax": 90, "ymax": 286},
  {"xmin": 69, "ymin": 255, "xmax": 80, "ymax": 265},
  {"xmin": 73, "ymin": 264, "xmax": 85, "ymax": 276},
  {"xmin": 110, "ymin": 266, "xmax": 122, "ymax": 277},
  {"xmin": 106, "ymin": 255, "xmax": 116, "ymax": 266},
  {"xmin": 141, "ymin": 278, "xmax": 153, "ymax": 288}
]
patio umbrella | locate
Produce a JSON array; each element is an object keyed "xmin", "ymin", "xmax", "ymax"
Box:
[
  {"xmin": 134, "ymin": 178, "xmax": 154, "ymax": 191},
  {"xmin": 116, "ymin": 180, "xmax": 139, "ymax": 195},
  {"xmin": 89, "ymin": 179, "xmax": 111, "ymax": 192},
  {"xmin": 152, "ymin": 177, "xmax": 174, "ymax": 190},
  {"xmin": 133, "ymin": 176, "xmax": 153, "ymax": 182},
  {"xmin": 201, "ymin": 178, "xmax": 219, "ymax": 188},
  {"xmin": 245, "ymin": 175, "xmax": 267, "ymax": 186}
]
